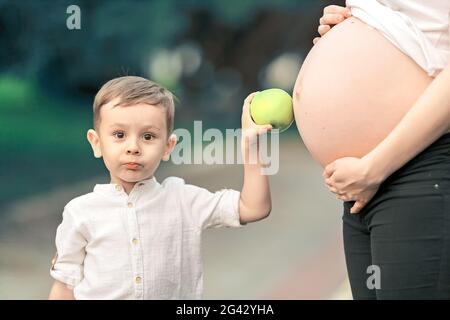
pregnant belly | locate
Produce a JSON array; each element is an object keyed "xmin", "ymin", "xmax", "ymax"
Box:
[{"xmin": 293, "ymin": 17, "xmax": 433, "ymax": 168}]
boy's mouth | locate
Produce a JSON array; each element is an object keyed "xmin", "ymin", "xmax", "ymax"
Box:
[{"xmin": 125, "ymin": 162, "xmax": 141, "ymax": 170}]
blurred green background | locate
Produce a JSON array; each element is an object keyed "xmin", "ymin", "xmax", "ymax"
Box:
[{"xmin": 0, "ymin": 0, "xmax": 351, "ymax": 299}]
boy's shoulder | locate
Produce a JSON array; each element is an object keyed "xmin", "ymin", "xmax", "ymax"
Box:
[
  {"xmin": 160, "ymin": 176, "xmax": 220, "ymax": 202},
  {"xmin": 159, "ymin": 176, "xmax": 196, "ymax": 197},
  {"xmin": 160, "ymin": 176, "xmax": 236, "ymax": 198},
  {"xmin": 160, "ymin": 176, "xmax": 186, "ymax": 188},
  {"xmin": 160, "ymin": 176, "xmax": 208, "ymax": 194},
  {"xmin": 64, "ymin": 191, "xmax": 103, "ymax": 213}
]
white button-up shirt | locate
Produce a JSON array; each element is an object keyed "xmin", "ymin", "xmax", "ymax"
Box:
[{"xmin": 50, "ymin": 177, "xmax": 242, "ymax": 299}]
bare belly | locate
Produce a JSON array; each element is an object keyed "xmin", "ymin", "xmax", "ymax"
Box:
[{"xmin": 293, "ymin": 17, "xmax": 433, "ymax": 167}]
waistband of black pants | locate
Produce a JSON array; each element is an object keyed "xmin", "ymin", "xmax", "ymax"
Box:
[{"xmin": 381, "ymin": 132, "xmax": 450, "ymax": 188}]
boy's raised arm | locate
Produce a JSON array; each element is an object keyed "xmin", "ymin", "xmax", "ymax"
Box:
[{"xmin": 239, "ymin": 93, "xmax": 273, "ymax": 224}]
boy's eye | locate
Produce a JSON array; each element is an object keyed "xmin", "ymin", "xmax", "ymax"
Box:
[
  {"xmin": 113, "ymin": 131, "xmax": 125, "ymax": 139},
  {"xmin": 143, "ymin": 133, "xmax": 154, "ymax": 141}
]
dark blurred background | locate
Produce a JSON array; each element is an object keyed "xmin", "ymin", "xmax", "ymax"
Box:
[
  {"xmin": 0, "ymin": 0, "xmax": 348, "ymax": 206},
  {"xmin": 0, "ymin": 0, "xmax": 350, "ymax": 299}
]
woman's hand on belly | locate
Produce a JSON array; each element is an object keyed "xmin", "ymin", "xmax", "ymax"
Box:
[
  {"xmin": 313, "ymin": 4, "xmax": 352, "ymax": 45},
  {"xmin": 323, "ymin": 157, "xmax": 383, "ymax": 214}
]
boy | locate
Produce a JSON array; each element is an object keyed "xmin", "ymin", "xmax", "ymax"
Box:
[{"xmin": 48, "ymin": 76, "xmax": 272, "ymax": 299}]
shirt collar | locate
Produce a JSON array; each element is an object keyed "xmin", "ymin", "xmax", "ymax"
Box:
[{"xmin": 93, "ymin": 176, "xmax": 160, "ymax": 198}]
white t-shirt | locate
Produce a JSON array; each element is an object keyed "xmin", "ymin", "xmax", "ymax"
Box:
[
  {"xmin": 347, "ymin": 0, "xmax": 450, "ymax": 77},
  {"xmin": 50, "ymin": 176, "xmax": 242, "ymax": 300}
]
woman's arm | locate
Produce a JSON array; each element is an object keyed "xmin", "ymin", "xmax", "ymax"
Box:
[
  {"xmin": 48, "ymin": 280, "xmax": 75, "ymax": 300},
  {"xmin": 364, "ymin": 60, "xmax": 450, "ymax": 182}
]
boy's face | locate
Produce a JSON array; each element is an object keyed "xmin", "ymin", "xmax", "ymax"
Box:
[{"xmin": 87, "ymin": 98, "xmax": 176, "ymax": 187}]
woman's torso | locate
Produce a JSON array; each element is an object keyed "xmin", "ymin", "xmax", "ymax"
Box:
[{"xmin": 293, "ymin": 16, "xmax": 435, "ymax": 167}]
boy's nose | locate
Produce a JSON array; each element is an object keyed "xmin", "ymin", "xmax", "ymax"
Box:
[
  {"xmin": 127, "ymin": 149, "xmax": 140, "ymax": 155},
  {"xmin": 126, "ymin": 146, "xmax": 141, "ymax": 155}
]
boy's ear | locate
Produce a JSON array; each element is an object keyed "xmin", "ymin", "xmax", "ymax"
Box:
[
  {"xmin": 87, "ymin": 129, "xmax": 102, "ymax": 158},
  {"xmin": 162, "ymin": 133, "xmax": 177, "ymax": 161}
]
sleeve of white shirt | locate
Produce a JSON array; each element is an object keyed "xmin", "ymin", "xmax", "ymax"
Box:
[
  {"xmin": 166, "ymin": 177, "xmax": 242, "ymax": 230},
  {"xmin": 50, "ymin": 204, "xmax": 87, "ymax": 287}
]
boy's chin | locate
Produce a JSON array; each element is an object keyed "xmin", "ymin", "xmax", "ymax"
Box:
[{"xmin": 119, "ymin": 171, "xmax": 152, "ymax": 183}]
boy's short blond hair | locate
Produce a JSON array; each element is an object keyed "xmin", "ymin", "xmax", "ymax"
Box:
[{"xmin": 93, "ymin": 76, "xmax": 175, "ymax": 135}]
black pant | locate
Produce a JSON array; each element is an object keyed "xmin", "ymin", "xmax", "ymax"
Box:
[{"xmin": 343, "ymin": 133, "xmax": 450, "ymax": 299}]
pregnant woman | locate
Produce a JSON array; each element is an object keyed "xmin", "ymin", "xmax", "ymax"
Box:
[{"xmin": 294, "ymin": 1, "xmax": 450, "ymax": 299}]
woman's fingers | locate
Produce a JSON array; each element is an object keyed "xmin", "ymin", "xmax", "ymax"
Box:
[
  {"xmin": 320, "ymin": 13, "xmax": 346, "ymax": 26},
  {"xmin": 336, "ymin": 194, "xmax": 349, "ymax": 201},
  {"xmin": 318, "ymin": 24, "xmax": 331, "ymax": 36},
  {"xmin": 313, "ymin": 37, "xmax": 320, "ymax": 45},
  {"xmin": 324, "ymin": 5, "xmax": 352, "ymax": 17},
  {"xmin": 317, "ymin": 5, "xmax": 352, "ymax": 38},
  {"xmin": 350, "ymin": 201, "xmax": 365, "ymax": 214}
]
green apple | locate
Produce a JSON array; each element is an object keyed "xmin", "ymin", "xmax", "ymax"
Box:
[{"xmin": 250, "ymin": 88, "xmax": 294, "ymax": 132}]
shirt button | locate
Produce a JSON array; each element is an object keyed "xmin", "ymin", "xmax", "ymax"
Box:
[
  {"xmin": 127, "ymin": 202, "xmax": 133, "ymax": 208},
  {"xmin": 132, "ymin": 238, "xmax": 138, "ymax": 245},
  {"xmin": 115, "ymin": 185, "xmax": 122, "ymax": 192},
  {"xmin": 135, "ymin": 276, "xmax": 142, "ymax": 284}
]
